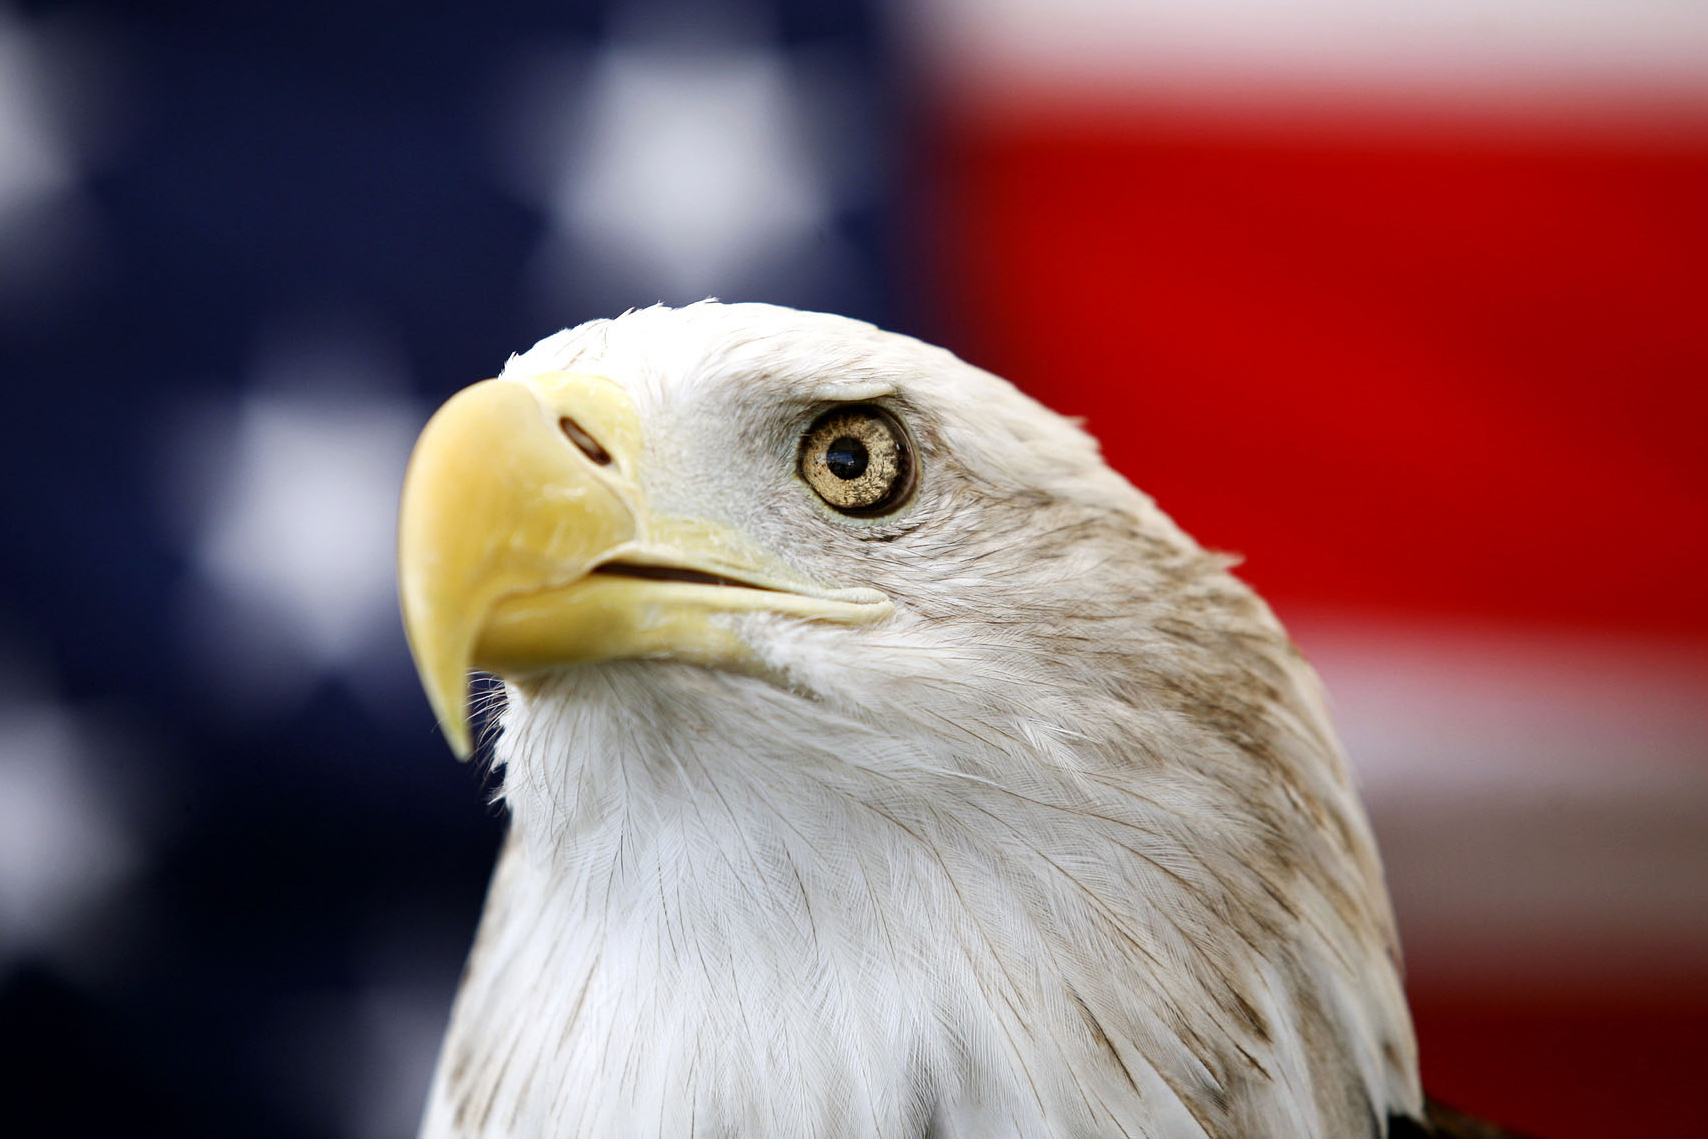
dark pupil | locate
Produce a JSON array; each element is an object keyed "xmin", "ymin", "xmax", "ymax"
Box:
[{"xmin": 825, "ymin": 435, "xmax": 869, "ymax": 480}]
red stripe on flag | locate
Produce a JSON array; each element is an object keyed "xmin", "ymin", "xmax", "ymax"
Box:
[{"xmin": 931, "ymin": 112, "xmax": 1708, "ymax": 636}]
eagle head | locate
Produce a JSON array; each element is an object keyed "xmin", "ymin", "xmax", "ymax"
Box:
[{"xmin": 399, "ymin": 301, "xmax": 1420, "ymax": 1137}]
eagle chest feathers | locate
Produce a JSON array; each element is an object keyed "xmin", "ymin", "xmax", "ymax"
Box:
[{"xmin": 399, "ymin": 302, "xmax": 1421, "ymax": 1138}]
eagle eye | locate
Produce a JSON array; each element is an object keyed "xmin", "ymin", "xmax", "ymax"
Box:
[{"xmin": 799, "ymin": 405, "xmax": 914, "ymax": 515}]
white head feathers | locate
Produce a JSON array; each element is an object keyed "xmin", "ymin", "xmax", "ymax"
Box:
[{"xmin": 420, "ymin": 301, "xmax": 1421, "ymax": 1139}]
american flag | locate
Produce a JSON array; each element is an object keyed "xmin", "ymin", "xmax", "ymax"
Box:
[{"xmin": 0, "ymin": 1, "xmax": 1702, "ymax": 1135}]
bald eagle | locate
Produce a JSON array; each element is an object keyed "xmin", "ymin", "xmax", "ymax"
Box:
[{"xmin": 398, "ymin": 302, "xmax": 1510, "ymax": 1137}]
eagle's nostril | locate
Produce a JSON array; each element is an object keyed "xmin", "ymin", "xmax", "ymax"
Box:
[{"xmin": 558, "ymin": 416, "xmax": 612, "ymax": 466}]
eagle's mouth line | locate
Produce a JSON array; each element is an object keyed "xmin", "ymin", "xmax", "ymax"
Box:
[{"xmin": 590, "ymin": 561, "xmax": 782, "ymax": 592}]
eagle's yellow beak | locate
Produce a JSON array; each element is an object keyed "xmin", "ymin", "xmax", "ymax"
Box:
[{"xmin": 397, "ymin": 372, "xmax": 890, "ymax": 757}]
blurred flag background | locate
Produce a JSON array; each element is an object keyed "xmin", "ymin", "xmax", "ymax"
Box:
[{"xmin": 0, "ymin": 1, "xmax": 1703, "ymax": 1136}]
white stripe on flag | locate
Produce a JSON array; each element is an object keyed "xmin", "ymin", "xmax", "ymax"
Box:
[
  {"xmin": 1295, "ymin": 615, "xmax": 1708, "ymax": 981},
  {"xmin": 907, "ymin": 0, "xmax": 1708, "ymax": 113}
]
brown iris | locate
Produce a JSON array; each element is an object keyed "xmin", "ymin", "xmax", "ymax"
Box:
[{"xmin": 799, "ymin": 405, "xmax": 913, "ymax": 515}]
